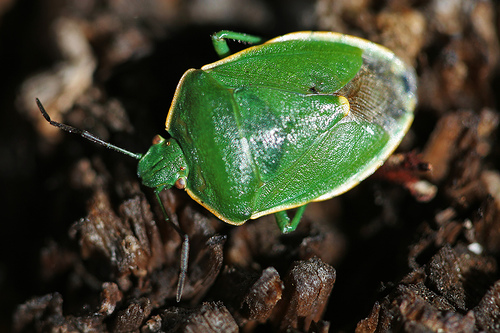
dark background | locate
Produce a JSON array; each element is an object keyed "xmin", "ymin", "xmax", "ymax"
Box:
[{"xmin": 1, "ymin": 0, "xmax": 500, "ymax": 331}]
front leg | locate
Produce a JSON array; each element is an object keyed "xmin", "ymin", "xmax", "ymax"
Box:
[{"xmin": 211, "ymin": 30, "xmax": 263, "ymax": 58}]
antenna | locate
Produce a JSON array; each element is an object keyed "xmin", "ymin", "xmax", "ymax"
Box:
[
  {"xmin": 37, "ymin": 98, "xmax": 190, "ymax": 302},
  {"xmin": 36, "ymin": 98, "xmax": 143, "ymax": 160}
]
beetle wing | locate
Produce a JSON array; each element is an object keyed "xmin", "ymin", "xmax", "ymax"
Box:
[
  {"xmin": 201, "ymin": 38, "xmax": 366, "ymax": 191},
  {"xmin": 253, "ymin": 120, "xmax": 389, "ymax": 215},
  {"xmin": 233, "ymin": 87, "xmax": 350, "ymax": 183},
  {"xmin": 204, "ymin": 39, "xmax": 363, "ymax": 95}
]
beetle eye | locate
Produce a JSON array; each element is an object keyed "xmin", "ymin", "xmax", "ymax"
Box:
[
  {"xmin": 175, "ymin": 178, "xmax": 186, "ymax": 189},
  {"xmin": 152, "ymin": 135, "xmax": 163, "ymax": 145}
]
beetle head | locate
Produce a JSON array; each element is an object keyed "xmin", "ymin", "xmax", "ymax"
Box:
[{"xmin": 138, "ymin": 135, "xmax": 188, "ymax": 190}]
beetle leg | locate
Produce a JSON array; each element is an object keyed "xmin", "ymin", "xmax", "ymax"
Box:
[
  {"xmin": 154, "ymin": 190, "xmax": 190, "ymax": 302},
  {"xmin": 211, "ymin": 30, "xmax": 262, "ymax": 58},
  {"xmin": 274, "ymin": 204, "xmax": 308, "ymax": 233}
]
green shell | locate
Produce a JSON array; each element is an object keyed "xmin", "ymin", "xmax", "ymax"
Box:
[{"xmin": 138, "ymin": 32, "xmax": 416, "ymax": 225}]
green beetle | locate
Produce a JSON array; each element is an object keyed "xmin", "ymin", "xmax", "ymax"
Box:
[
  {"xmin": 38, "ymin": 30, "xmax": 416, "ymax": 299},
  {"xmin": 139, "ymin": 30, "xmax": 416, "ymax": 232}
]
